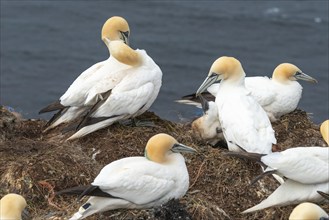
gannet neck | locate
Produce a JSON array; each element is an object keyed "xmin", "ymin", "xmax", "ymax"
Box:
[
  {"xmin": 289, "ymin": 202, "xmax": 328, "ymax": 220},
  {"xmin": 320, "ymin": 120, "xmax": 329, "ymax": 145},
  {"xmin": 101, "ymin": 16, "xmax": 130, "ymax": 44},
  {"xmin": 0, "ymin": 194, "xmax": 27, "ymax": 220},
  {"xmin": 109, "ymin": 41, "xmax": 141, "ymax": 66},
  {"xmin": 145, "ymin": 133, "xmax": 178, "ymax": 163},
  {"xmin": 272, "ymin": 63, "xmax": 300, "ymax": 84},
  {"xmin": 211, "ymin": 56, "xmax": 245, "ymax": 83}
]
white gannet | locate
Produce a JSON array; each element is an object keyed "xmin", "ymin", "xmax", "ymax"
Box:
[
  {"xmin": 289, "ymin": 202, "xmax": 329, "ymax": 220},
  {"xmin": 39, "ymin": 16, "xmax": 132, "ymax": 130},
  {"xmin": 191, "ymin": 96, "xmax": 224, "ymax": 145},
  {"xmin": 40, "ymin": 16, "xmax": 162, "ymax": 140},
  {"xmin": 178, "ymin": 63, "xmax": 317, "ymax": 122},
  {"xmin": 226, "ymin": 146, "xmax": 329, "ymax": 185},
  {"xmin": 195, "ymin": 56, "xmax": 276, "ymax": 154},
  {"xmin": 320, "ymin": 120, "xmax": 329, "ymax": 145},
  {"xmin": 0, "ymin": 193, "xmax": 28, "ymax": 220},
  {"xmin": 243, "ymin": 180, "xmax": 329, "ymax": 213},
  {"xmin": 56, "ymin": 133, "xmax": 196, "ymax": 220}
]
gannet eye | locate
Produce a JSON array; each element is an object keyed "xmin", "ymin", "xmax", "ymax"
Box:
[{"xmin": 295, "ymin": 71, "xmax": 302, "ymax": 76}]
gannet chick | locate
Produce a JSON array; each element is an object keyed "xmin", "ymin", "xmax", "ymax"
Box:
[
  {"xmin": 191, "ymin": 96, "xmax": 224, "ymax": 145},
  {"xmin": 56, "ymin": 133, "xmax": 196, "ymax": 220},
  {"xmin": 226, "ymin": 146, "xmax": 329, "ymax": 185},
  {"xmin": 178, "ymin": 63, "xmax": 317, "ymax": 122},
  {"xmin": 243, "ymin": 180, "xmax": 329, "ymax": 213},
  {"xmin": 289, "ymin": 202, "xmax": 329, "ymax": 220},
  {"xmin": 196, "ymin": 56, "xmax": 276, "ymax": 154},
  {"xmin": 0, "ymin": 193, "xmax": 27, "ymax": 220},
  {"xmin": 320, "ymin": 120, "xmax": 329, "ymax": 145}
]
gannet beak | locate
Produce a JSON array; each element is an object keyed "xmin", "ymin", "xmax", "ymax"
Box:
[
  {"xmin": 172, "ymin": 143, "xmax": 197, "ymax": 154},
  {"xmin": 199, "ymin": 95, "xmax": 209, "ymax": 113},
  {"xmin": 120, "ymin": 31, "xmax": 129, "ymax": 45},
  {"xmin": 196, "ymin": 73, "xmax": 219, "ymax": 96},
  {"xmin": 22, "ymin": 208, "xmax": 30, "ymax": 220},
  {"xmin": 295, "ymin": 71, "xmax": 318, "ymax": 83}
]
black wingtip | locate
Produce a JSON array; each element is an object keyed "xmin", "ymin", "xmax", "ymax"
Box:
[{"xmin": 39, "ymin": 100, "xmax": 65, "ymax": 114}]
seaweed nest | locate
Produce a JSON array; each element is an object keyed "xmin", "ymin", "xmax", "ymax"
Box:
[{"xmin": 0, "ymin": 106, "xmax": 328, "ymax": 219}]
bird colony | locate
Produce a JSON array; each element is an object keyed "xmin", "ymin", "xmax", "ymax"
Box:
[{"xmin": 1, "ymin": 16, "xmax": 328, "ymax": 220}]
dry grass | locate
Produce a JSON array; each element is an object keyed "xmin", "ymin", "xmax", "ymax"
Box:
[{"xmin": 0, "ymin": 106, "xmax": 328, "ymax": 219}]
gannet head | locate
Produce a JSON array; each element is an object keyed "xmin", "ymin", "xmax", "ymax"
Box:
[
  {"xmin": 196, "ymin": 56, "xmax": 245, "ymax": 95},
  {"xmin": 101, "ymin": 16, "xmax": 130, "ymax": 46},
  {"xmin": 145, "ymin": 133, "xmax": 197, "ymax": 163},
  {"xmin": 320, "ymin": 120, "xmax": 329, "ymax": 145},
  {"xmin": 289, "ymin": 202, "xmax": 328, "ymax": 220},
  {"xmin": 272, "ymin": 63, "xmax": 318, "ymax": 84},
  {"xmin": 0, "ymin": 193, "xmax": 28, "ymax": 220}
]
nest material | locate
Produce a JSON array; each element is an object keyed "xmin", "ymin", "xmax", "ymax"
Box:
[{"xmin": 0, "ymin": 107, "xmax": 328, "ymax": 219}]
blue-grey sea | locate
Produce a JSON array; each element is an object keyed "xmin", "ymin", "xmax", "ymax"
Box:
[{"xmin": 1, "ymin": 1, "xmax": 328, "ymax": 124}]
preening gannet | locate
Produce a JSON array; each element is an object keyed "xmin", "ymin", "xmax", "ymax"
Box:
[
  {"xmin": 39, "ymin": 16, "xmax": 131, "ymax": 130},
  {"xmin": 0, "ymin": 193, "xmax": 28, "ymax": 220},
  {"xmin": 195, "ymin": 56, "xmax": 276, "ymax": 154},
  {"xmin": 56, "ymin": 133, "xmax": 196, "ymax": 220},
  {"xmin": 289, "ymin": 202, "xmax": 329, "ymax": 220},
  {"xmin": 39, "ymin": 16, "xmax": 162, "ymax": 140},
  {"xmin": 320, "ymin": 120, "xmax": 329, "ymax": 145},
  {"xmin": 179, "ymin": 63, "xmax": 317, "ymax": 122}
]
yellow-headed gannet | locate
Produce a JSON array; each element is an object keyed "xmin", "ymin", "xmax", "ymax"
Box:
[
  {"xmin": 178, "ymin": 62, "xmax": 317, "ymax": 122},
  {"xmin": 320, "ymin": 120, "xmax": 329, "ymax": 145},
  {"xmin": 56, "ymin": 133, "xmax": 196, "ymax": 220},
  {"xmin": 0, "ymin": 193, "xmax": 28, "ymax": 220},
  {"xmin": 40, "ymin": 16, "xmax": 162, "ymax": 140},
  {"xmin": 289, "ymin": 202, "xmax": 328, "ymax": 220},
  {"xmin": 195, "ymin": 56, "xmax": 276, "ymax": 154}
]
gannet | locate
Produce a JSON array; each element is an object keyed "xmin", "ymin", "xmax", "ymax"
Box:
[
  {"xmin": 0, "ymin": 193, "xmax": 28, "ymax": 220},
  {"xmin": 178, "ymin": 63, "xmax": 317, "ymax": 122},
  {"xmin": 195, "ymin": 56, "xmax": 276, "ymax": 154},
  {"xmin": 39, "ymin": 16, "xmax": 162, "ymax": 140},
  {"xmin": 320, "ymin": 120, "xmax": 329, "ymax": 145},
  {"xmin": 39, "ymin": 16, "xmax": 131, "ymax": 130},
  {"xmin": 226, "ymin": 146, "xmax": 329, "ymax": 184},
  {"xmin": 56, "ymin": 133, "xmax": 196, "ymax": 220},
  {"xmin": 191, "ymin": 96, "xmax": 224, "ymax": 145},
  {"xmin": 289, "ymin": 202, "xmax": 329, "ymax": 220}
]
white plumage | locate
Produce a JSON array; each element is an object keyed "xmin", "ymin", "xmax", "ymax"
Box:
[
  {"xmin": 243, "ymin": 180, "xmax": 329, "ymax": 213},
  {"xmin": 56, "ymin": 133, "xmax": 196, "ymax": 220},
  {"xmin": 196, "ymin": 56, "xmax": 276, "ymax": 154},
  {"xmin": 40, "ymin": 16, "xmax": 162, "ymax": 140}
]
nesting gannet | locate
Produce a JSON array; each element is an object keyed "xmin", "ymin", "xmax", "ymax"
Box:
[
  {"xmin": 320, "ymin": 120, "xmax": 329, "ymax": 145},
  {"xmin": 191, "ymin": 96, "xmax": 224, "ymax": 145},
  {"xmin": 39, "ymin": 16, "xmax": 162, "ymax": 140},
  {"xmin": 56, "ymin": 133, "xmax": 196, "ymax": 220},
  {"xmin": 178, "ymin": 63, "xmax": 317, "ymax": 122},
  {"xmin": 0, "ymin": 193, "xmax": 27, "ymax": 220},
  {"xmin": 226, "ymin": 146, "xmax": 329, "ymax": 185},
  {"xmin": 195, "ymin": 56, "xmax": 276, "ymax": 154},
  {"xmin": 289, "ymin": 202, "xmax": 329, "ymax": 220}
]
